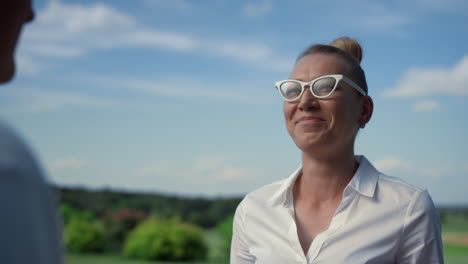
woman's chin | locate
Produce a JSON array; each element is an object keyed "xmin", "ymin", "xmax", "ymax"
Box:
[
  {"xmin": 294, "ymin": 135, "xmax": 325, "ymax": 152},
  {"xmin": 0, "ymin": 60, "xmax": 15, "ymax": 84}
]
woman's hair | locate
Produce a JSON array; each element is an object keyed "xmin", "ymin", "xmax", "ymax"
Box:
[{"xmin": 296, "ymin": 37, "xmax": 368, "ymax": 95}]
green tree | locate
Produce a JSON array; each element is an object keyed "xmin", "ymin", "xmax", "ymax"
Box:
[{"xmin": 60, "ymin": 203, "xmax": 95, "ymax": 224}]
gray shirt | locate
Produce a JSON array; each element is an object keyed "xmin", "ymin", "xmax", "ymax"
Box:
[{"xmin": 0, "ymin": 121, "xmax": 63, "ymax": 263}]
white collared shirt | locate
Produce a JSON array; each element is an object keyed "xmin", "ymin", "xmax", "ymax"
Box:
[{"xmin": 230, "ymin": 156, "xmax": 444, "ymax": 264}]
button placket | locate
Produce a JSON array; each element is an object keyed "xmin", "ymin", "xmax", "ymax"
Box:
[
  {"xmin": 287, "ymin": 206, "xmax": 308, "ymax": 263},
  {"xmin": 307, "ymin": 188, "xmax": 359, "ymax": 262},
  {"xmin": 306, "ymin": 231, "xmax": 328, "ymax": 262}
]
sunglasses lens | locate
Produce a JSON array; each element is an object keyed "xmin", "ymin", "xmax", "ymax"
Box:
[
  {"xmin": 280, "ymin": 81, "xmax": 302, "ymax": 100},
  {"xmin": 312, "ymin": 77, "xmax": 336, "ymax": 97}
]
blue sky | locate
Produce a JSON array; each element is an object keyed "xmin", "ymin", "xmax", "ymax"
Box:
[{"xmin": 1, "ymin": 0, "xmax": 467, "ymax": 205}]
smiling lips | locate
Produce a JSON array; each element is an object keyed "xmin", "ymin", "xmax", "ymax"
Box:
[{"xmin": 295, "ymin": 116, "xmax": 325, "ymax": 125}]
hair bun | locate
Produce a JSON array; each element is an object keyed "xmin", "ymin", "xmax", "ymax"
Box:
[{"xmin": 330, "ymin": 37, "xmax": 363, "ymax": 64}]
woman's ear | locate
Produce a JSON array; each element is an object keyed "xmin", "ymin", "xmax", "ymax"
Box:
[{"xmin": 359, "ymin": 96, "xmax": 373, "ymax": 128}]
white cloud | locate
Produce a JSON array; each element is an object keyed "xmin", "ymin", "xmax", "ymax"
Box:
[
  {"xmin": 243, "ymin": 1, "xmax": 273, "ymax": 17},
  {"xmin": 18, "ymin": 0, "xmax": 289, "ymax": 74},
  {"xmin": 134, "ymin": 155, "xmax": 254, "ymax": 182},
  {"xmin": 36, "ymin": 1, "xmax": 134, "ymax": 34},
  {"xmin": 45, "ymin": 153, "xmax": 468, "ymax": 201},
  {"xmin": 47, "ymin": 157, "xmax": 88, "ymax": 172},
  {"xmin": 383, "ymin": 55, "xmax": 468, "ymax": 97},
  {"xmin": 15, "ymin": 54, "xmax": 48, "ymax": 75},
  {"xmin": 120, "ymin": 155, "xmax": 259, "ymax": 194},
  {"xmin": 91, "ymin": 75, "xmax": 275, "ymax": 105},
  {"xmin": 373, "ymin": 156, "xmax": 468, "ymax": 180},
  {"xmin": 193, "ymin": 156, "xmax": 227, "ymax": 172},
  {"xmin": 357, "ymin": 13, "xmax": 411, "ymax": 31},
  {"xmin": 1, "ymin": 72, "xmax": 275, "ymax": 114},
  {"xmin": 341, "ymin": 2, "xmax": 412, "ymax": 32},
  {"xmin": 191, "ymin": 156, "xmax": 252, "ymax": 180},
  {"xmin": 412, "ymin": 100, "xmax": 441, "ymax": 112},
  {"xmin": 209, "ymin": 41, "xmax": 291, "ymax": 72},
  {"xmin": 119, "ymin": 29, "xmax": 199, "ymax": 52},
  {"xmin": 143, "ymin": 0, "xmax": 192, "ymax": 10},
  {"xmin": 23, "ymin": 44, "xmax": 86, "ymax": 58},
  {"xmin": 373, "ymin": 156, "xmax": 412, "ymax": 172},
  {"xmin": 0, "ymin": 87, "xmax": 117, "ymax": 113},
  {"xmin": 217, "ymin": 167, "xmax": 252, "ymax": 180},
  {"xmin": 416, "ymin": 0, "xmax": 468, "ymax": 13},
  {"xmin": 372, "ymin": 156, "xmax": 468, "ymax": 204}
]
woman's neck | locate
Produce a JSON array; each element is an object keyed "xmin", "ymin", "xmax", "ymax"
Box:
[{"xmin": 295, "ymin": 150, "xmax": 358, "ymax": 206}]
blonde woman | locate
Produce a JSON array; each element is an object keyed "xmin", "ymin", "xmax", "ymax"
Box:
[{"xmin": 230, "ymin": 37, "xmax": 443, "ymax": 263}]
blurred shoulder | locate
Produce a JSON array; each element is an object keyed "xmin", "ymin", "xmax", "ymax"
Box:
[
  {"xmin": 0, "ymin": 120, "xmax": 26, "ymax": 163},
  {"xmin": 0, "ymin": 120, "xmax": 44, "ymax": 182}
]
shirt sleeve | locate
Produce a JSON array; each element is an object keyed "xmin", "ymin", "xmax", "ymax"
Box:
[
  {"xmin": 395, "ymin": 190, "xmax": 444, "ymax": 264},
  {"xmin": 230, "ymin": 199, "xmax": 256, "ymax": 264}
]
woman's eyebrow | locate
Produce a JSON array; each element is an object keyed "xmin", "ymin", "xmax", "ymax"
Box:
[{"xmin": 289, "ymin": 76, "xmax": 309, "ymax": 82}]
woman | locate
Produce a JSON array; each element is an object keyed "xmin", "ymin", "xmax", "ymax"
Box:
[{"xmin": 230, "ymin": 37, "xmax": 444, "ymax": 263}]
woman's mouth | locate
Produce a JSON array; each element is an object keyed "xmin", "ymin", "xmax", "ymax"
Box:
[{"xmin": 296, "ymin": 116, "xmax": 325, "ymax": 125}]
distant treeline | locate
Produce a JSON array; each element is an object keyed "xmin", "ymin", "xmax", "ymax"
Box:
[
  {"xmin": 53, "ymin": 186, "xmax": 243, "ymax": 228},
  {"xmin": 53, "ymin": 185, "xmax": 468, "ymax": 228},
  {"xmin": 438, "ymin": 206, "xmax": 468, "ymax": 224}
]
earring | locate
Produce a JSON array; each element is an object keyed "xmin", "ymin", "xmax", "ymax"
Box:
[{"xmin": 360, "ymin": 123, "xmax": 366, "ymax": 129}]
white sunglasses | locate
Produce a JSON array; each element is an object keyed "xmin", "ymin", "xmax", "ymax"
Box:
[{"xmin": 275, "ymin": 74, "xmax": 366, "ymax": 102}]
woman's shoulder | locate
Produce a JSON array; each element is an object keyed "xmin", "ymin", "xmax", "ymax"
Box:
[
  {"xmin": 378, "ymin": 173, "xmax": 424, "ymax": 193},
  {"xmin": 235, "ymin": 177, "xmax": 290, "ymax": 213},
  {"xmin": 245, "ymin": 179, "xmax": 286, "ymax": 202},
  {"xmin": 376, "ymin": 173, "xmax": 436, "ymax": 211}
]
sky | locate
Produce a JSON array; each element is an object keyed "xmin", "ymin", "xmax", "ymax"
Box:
[{"xmin": 1, "ymin": 0, "xmax": 467, "ymax": 205}]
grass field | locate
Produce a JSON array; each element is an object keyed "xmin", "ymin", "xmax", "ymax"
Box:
[
  {"xmin": 67, "ymin": 243, "xmax": 468, "ymax": 264},
  {"xmin": 67, "ymin": 254, "xmax": 228, "ymax": 264}
]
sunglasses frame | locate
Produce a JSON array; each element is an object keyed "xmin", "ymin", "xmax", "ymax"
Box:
[{"xmin": 274, "ymin": 74, "xmax": 366, "ymax": 102}]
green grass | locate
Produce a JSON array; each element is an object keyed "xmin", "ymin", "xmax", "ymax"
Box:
[
  {"xmin": 67, "ymin": 228, "xmax": 468, "ymax": 264},
  {"xmin": 203, "ymin": 229, "xmax": 227, "ymax": 260},
  {"xmin": 444, "ymin": 243, "xmax": 468, "ymax": 264},
  {"xmin": 441, "ymin": 212, "xmax": 468, "ymax": 263},
  {"xmin": 445, "ymin": 243, "xmax": 468, "ymax": 255},
  {"xmin": 68, "ymin": 244, "xmax": 468, "ymax": 264},
  {"xmin": 67, "ymin": 249, "xmax": 467, "ymax": 264}
]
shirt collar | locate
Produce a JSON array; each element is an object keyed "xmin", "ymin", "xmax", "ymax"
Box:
[{"xmin": 267, "ymin": 155, "xmax": 379, "ymax": 208}]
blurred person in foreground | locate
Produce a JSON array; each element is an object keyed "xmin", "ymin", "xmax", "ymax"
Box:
[
  {"xmin": 0, "ymin": 0, "xmax": 63, "ymax": 263},
  {"xmin": 230, "ymin": 37, "xmax": 444, "ymax": 263}
]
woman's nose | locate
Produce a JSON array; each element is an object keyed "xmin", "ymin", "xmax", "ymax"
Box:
[{"xmin": 297, "ymin": 86, "xmax": 320, "ymax": 111}]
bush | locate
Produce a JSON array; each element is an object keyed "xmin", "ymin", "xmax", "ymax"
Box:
[
  {"xmin": 60, "ymin": 203, "xmax": 95, "ymax": 224},
  {"xmin": 217, "ymin": 215, "xmax": 234, "ymax": 254},
  {"xmin": 65, "ymin": 220, "xmax": 105, "ymax": 253},
  {"xmin": 123, "ymin": 217, "xmax": 207, "ymax": 261},
  {"xmin": 101, "ymin": 208, "xmax": 148, "ymax": 252}
]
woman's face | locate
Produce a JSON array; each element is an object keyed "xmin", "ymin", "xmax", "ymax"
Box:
[
  {"xmin": 0, "ymin": 0, "xmax": 34, "ymax": 83},
  {"xmin": 283, "ymin": 53, "xmax": 370, "ymax": 156}
]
